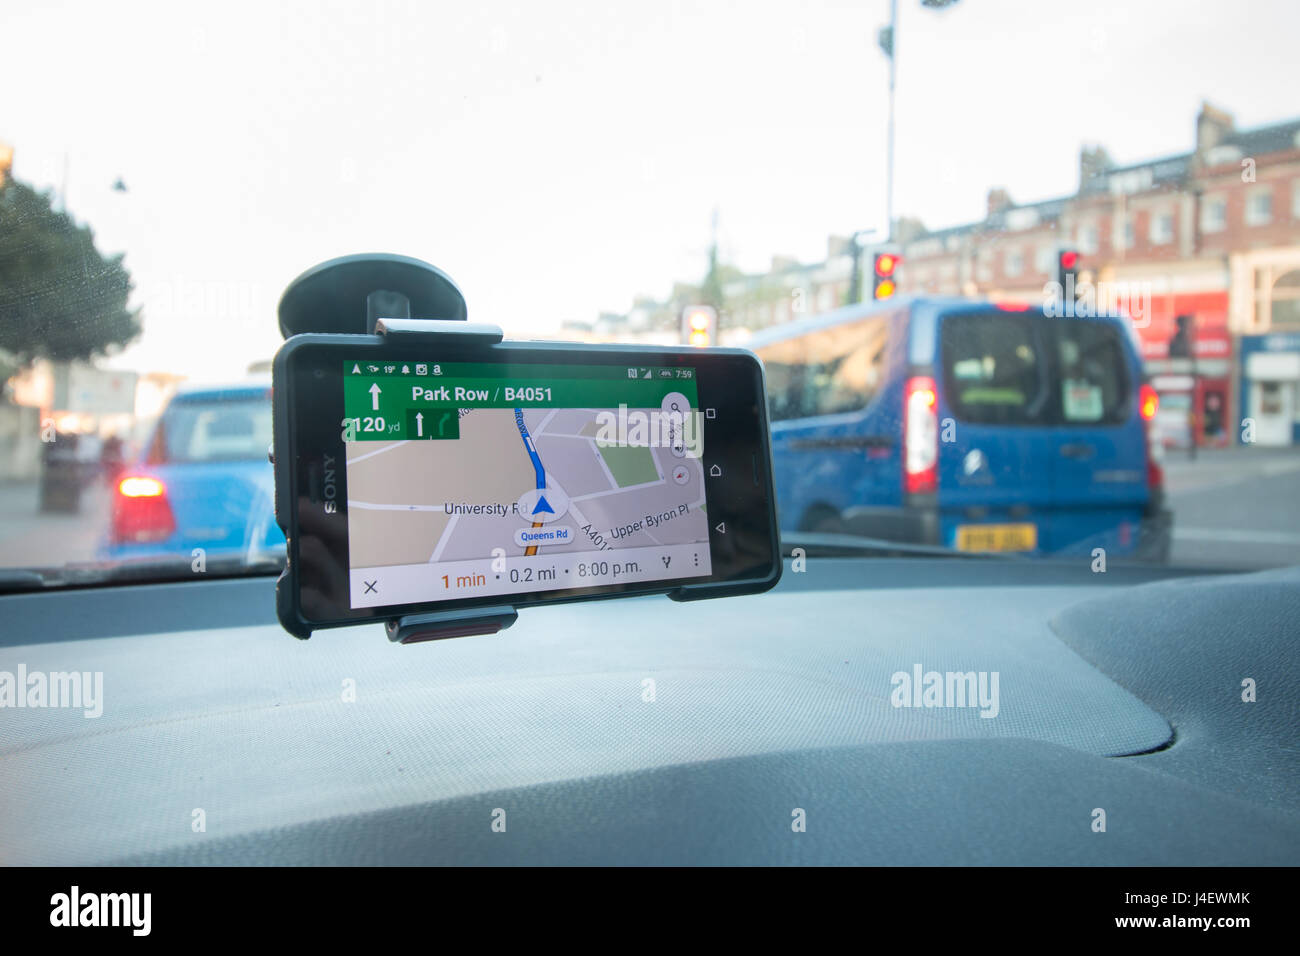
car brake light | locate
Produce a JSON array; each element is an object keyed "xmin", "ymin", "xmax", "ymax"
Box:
[
  {"xmin": 119, "ymin": 476, "xmax": 165, "ymax": 498},
  {"xmin": 1137, "ymin": 385, "xmax": 1163, "ymax": 491},
  {"xmin": 904, "ymin": 376, "xmax": 939, "ymax": 495},
  {"xmin": 1139, "ymin": 384, "xmax": 1159, "ymax": 421},
  {"xmin": 112, "ymin": 475, "xmax": 176, "ymax": 543}
]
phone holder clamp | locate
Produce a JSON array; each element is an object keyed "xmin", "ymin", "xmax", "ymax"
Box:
[
  {"xmin": 277, "ymin": 253, "xmax": 518, "ymax": 644},
  {"xmin": 370, "ymin": 316, "xmax": 515, "ymax": 644}
]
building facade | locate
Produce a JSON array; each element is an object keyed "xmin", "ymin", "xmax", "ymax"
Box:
[
  {"xmin": 898, "ymin": 104, "xmax": 1300, "ymax": 447},
  {"xmin": 603, "ymin": 104, "xmax": 1300, "ymax": 445}
]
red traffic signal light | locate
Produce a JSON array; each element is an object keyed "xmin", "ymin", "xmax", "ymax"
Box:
[
  {"xmin": 873, "ymin": 252, "xmax": 901, "ymax": 299},
  {"xmin": 1057, "ymin": 248, "xmax": 1080, "ymax": 299}
]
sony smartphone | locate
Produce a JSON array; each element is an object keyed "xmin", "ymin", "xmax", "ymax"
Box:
[{"xmin": 272, "ymin": 333, "xmax": 782, "ymax": 637}]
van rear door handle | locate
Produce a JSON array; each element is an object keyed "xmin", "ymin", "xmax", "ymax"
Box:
[
  {"xmin": 1059, "ymin": 442, "xmax": 1095, "ymax": 460},
  {"xmin": 788, "ymin": 436, "xmax": 894, "ymax": 451}
]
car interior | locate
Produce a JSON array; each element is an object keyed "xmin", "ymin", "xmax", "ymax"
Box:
[{"xmin": 1, "ymin": 1, "xmax": 1297, "ymax": 908}]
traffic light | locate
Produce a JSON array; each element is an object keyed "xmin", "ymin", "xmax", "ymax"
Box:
[
  {"xmin": 681, "ymin": 304, "xmax": 717, "ymax": 347},
  {"xmin": 0, "ymin": 142, "xmax": 13, "ymax": 189},
  {"xmin": 872, "ymin": 252, "xmax": 900, "ymax": 300},
  {"xmin": 1057, "ymin": 248, "xmax": 1080, "ymax": 299}
]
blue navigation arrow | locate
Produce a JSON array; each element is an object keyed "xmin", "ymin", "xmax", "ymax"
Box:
[
  {"xmin": 532, "ymin": 496, "xmax": 555, "ymax": 515},
  {"xmin": 513, "ymin": 408, "xmax": 546, "ymax": 489}
]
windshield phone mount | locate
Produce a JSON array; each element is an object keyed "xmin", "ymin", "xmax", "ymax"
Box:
[
  {"xmin": 278, "ymin": 253, "xmax": 515, "ymax": 644},
  {"xmin": 278, "ymin": 252, "xmax": 469, "ymax": 337},
  {"xmin": 370, "ymin": 318, "xmax": 514, "ymax": 644}
]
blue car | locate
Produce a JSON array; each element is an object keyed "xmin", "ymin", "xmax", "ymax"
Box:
[
  {"xmin": 750, "ymin": 296, "xmax": 1172, "ymax": 561},
  {"xmin": 102, "ymin": 381, "xmax": 286, "ymax": 566}
]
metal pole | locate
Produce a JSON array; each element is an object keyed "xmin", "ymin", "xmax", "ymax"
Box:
[{"xmin": 885, "ymin": 0, "xmax": 898, "ymax": 241}]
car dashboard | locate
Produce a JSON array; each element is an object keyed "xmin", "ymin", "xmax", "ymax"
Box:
[{"xmin": 1, "ymin": 558, "xmax": 1297, "ymax": 865}]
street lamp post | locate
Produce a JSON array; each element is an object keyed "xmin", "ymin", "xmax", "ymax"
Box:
[
  {"xmin": 885, "ymin": 0, "xmax": 898, "ymax": 242},
  {"xmin": 879, "ymin": 1, "xmax": 961, "ymax": 242}
]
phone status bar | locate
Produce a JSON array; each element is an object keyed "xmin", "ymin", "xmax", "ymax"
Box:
[{"xmin": 346, "ymin": 361, "xmax": 693, "ymax": 381}]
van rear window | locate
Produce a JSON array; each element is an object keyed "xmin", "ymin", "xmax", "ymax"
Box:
[
  {"xmin": 1055, "ymin": 320, "xmax": 1131, "ymax": 424},
  {"xmin": 940, "ymin": 314, "xmax": 1050, "ymax": 425},
  {"xmin": 941, "ymin": 313, "xmax": 1131, "ymax": 426}
]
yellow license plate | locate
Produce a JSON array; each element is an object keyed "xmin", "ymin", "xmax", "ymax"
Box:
[{"xmin": 955, "ymin": 523, "xmax": 1038, "ymax": 552}]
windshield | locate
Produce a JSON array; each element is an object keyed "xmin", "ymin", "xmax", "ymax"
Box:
[{"xmin": 2, "ymin": 0, "xmax": 1298, "ymax": 581}]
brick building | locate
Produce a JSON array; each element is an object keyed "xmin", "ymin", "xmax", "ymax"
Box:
[
  {"xmin": 603, "ymin": 104, "xmax": 1300, "ymax": 445},
  {"xmin": 895, "ymin": 103, "xmax": 1300, "ymax": 446}
]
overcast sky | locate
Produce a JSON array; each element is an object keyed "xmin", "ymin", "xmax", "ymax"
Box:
[{"xmin": 4, "ymin": 0, "xmax": 1298, "ymax": 381}]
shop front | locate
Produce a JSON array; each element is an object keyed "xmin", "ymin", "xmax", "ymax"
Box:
[
  {"xmin": 1239, "ymin": 332, "xmax": 1300, "ymax": 446},
  {"xmin": 1138, "ymin": 292, "xmax": 1233, "ymax": 449}
]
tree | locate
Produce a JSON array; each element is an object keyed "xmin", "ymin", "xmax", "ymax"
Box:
[{"xmin": 0, "ymin": 179, "xmax": 140, "ymax": 365}]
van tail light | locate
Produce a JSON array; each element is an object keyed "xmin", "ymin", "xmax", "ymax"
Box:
[
  {"xmin": 903, "ymin": 376, "xmax": 939, "ymax": 495},
  {"xmin": 112, "ymin": 475, "xmax": 176, "ymax": 544},
  {"xmin": 1139, "ymin": 384, "xmax": 1159, "ymax": 421},
  {"xmin": 1138, "ymin": 384, "xmax": 1164, "ymax": 491}
]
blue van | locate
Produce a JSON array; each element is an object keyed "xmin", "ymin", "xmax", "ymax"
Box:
[{"xmin": 749, "ymin": 296, "xmax": 1172, "ymax": 560}]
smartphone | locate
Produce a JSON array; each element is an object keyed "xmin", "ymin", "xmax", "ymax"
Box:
[{"xmin": 272, "ymin": 333, "xmax": 782, "ymax": 637}]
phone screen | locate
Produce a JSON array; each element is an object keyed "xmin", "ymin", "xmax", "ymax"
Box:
[{"xmin": 341, "ymin": 359, "xmax": 713, "ymax": 608}]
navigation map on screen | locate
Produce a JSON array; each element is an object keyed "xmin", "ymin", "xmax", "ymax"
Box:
[{"xmin": 341, "ymin": 361, "xmax": 712, "ymax": 608}]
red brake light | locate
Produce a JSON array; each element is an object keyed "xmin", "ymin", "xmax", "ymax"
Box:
[
  {"xmin": 903, "ymin": 376, "xmax": 939, "ymax": 495},
  {"xmin": 119, "ymin": 476, "xmax": 165, "ymax": 497},
  {"xmin": 112, "ymin": 475, "xmax": 176, "ymax": 543},
  {"xmin": 1136, "ymin": 385, "xmax": 1163, "ymax": 491},
  {"xmin": 1139, "ymin": 384, "xmax": 1159, "ymax": 421}
]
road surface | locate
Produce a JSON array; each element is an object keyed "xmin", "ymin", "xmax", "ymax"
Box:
[
  {"xmin": 1162, "ymin": 445, "xmax": 1300, "ymax": 570},
  {"xmin": 0, "ymin": 479, "xmax": 109, "ymax": 569}
]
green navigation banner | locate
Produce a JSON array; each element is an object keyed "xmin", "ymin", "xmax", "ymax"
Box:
[{"xmin": 342, "ymin": 361, "xmax": 700, "ymax": 442}]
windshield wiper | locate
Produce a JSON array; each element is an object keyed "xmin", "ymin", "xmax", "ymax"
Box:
[
  {"xmin": 0, "ymin": 569, "xmax": 47, "ymax": 592},
  {"xmin": 0, "ymin": 555, "xmax": 285, "ymax": 594}
]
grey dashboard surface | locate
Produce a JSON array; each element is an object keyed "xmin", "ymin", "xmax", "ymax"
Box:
[
  {"xmin": 1051, "ymin": 565, "xmax": 1300, "ymax": 812},
  {"xmin": 1, "ymin": 559, "xmax": 1297, "ymax": 865}
]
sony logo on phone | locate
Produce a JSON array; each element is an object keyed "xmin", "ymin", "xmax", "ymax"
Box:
[{"xmin": 322, "ymin": 454, "xmax": 338, "ymax": 513}]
